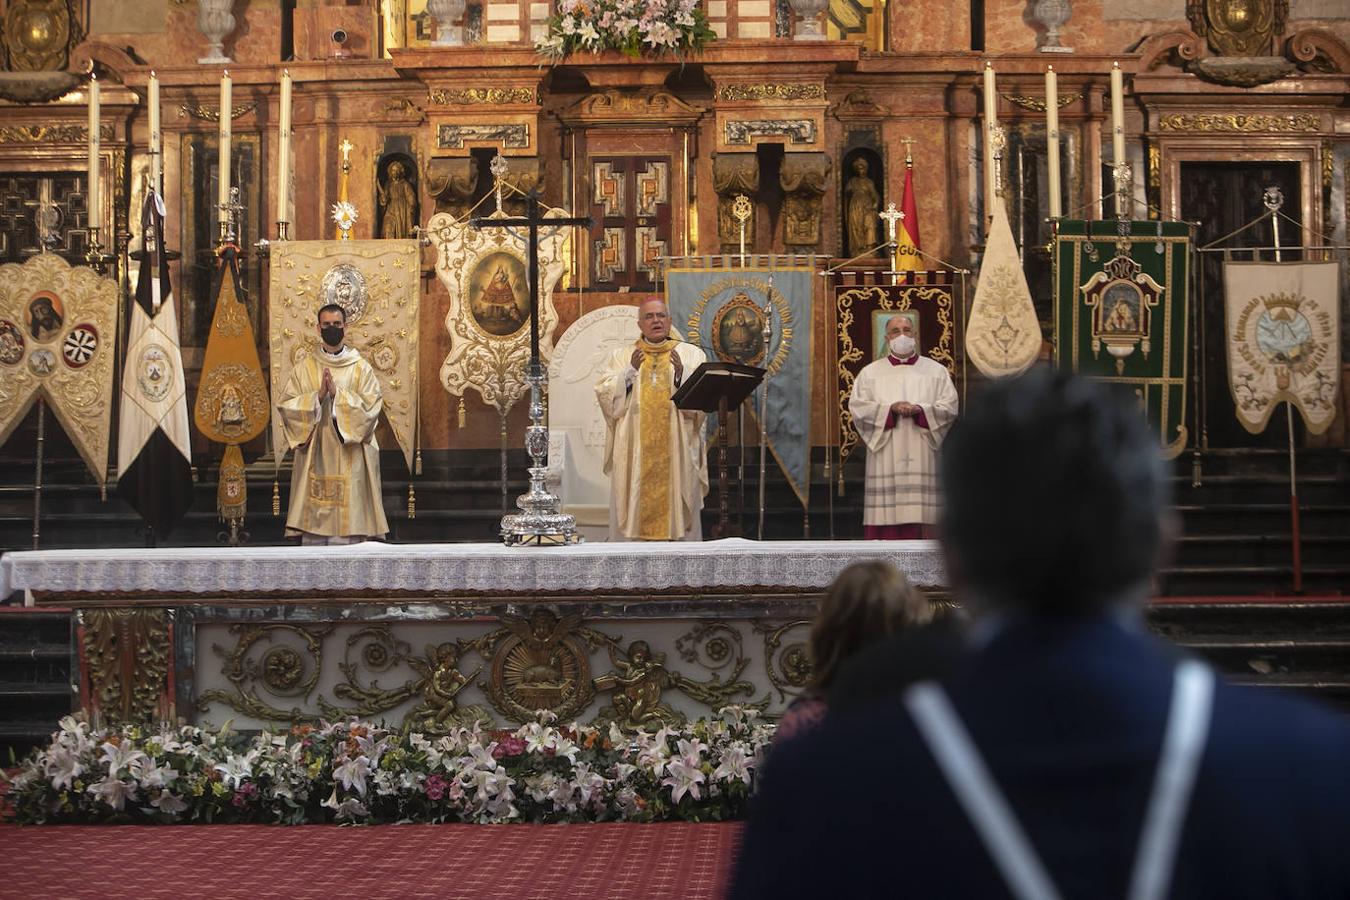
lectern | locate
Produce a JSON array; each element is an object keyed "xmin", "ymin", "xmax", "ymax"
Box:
[{"xmin": 672, "ymin": 361, "xmax": 765, "ymax": 538}]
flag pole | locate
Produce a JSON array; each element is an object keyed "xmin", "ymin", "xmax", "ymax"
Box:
[
  {"xmin": 31, "ymin": 398, "xmax": 45, "ymax": 550},
  {"xmin": 1265, "ymin": 186, "xmax": 1302, "ymax": 594}
]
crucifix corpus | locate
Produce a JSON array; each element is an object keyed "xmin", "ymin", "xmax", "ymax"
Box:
[
  {"xmin": 470, "ymin": 171, "xmax": 591, "ymax": 546},
  {"xmin": 878, "ymin": 202, "xmax": 905, "ymax": 285}
]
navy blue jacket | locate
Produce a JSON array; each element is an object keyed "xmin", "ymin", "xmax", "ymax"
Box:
[{"xmin": 730, "ymin": 617, "xmax": 1350, "ymax": 899}]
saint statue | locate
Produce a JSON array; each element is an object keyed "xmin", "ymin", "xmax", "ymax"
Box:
[
  {"xmin": 378, "ymin": 161, "xmax": 417, "ymax": 240},
  {"xmin": 845, "ymin": 158, "xmax": 881, "ymax": 257}
]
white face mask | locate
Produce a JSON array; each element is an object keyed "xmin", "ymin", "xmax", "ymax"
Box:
[{"xmin": 889, "ymin": 334, "xmax": 917, "ymax": 358}]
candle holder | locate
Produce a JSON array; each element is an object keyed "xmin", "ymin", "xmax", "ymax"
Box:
[{"xmin": 84, "ymin": 226, "xmax": 114, "ymax": 273}]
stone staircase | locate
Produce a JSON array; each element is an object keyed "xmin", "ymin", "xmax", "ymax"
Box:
[{"xmin": 0, "ymin": 608, "xmax": 71, "ymax": 764}]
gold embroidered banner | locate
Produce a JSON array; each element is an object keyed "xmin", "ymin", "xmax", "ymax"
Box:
[
  {"xmin": 268, "ymin": 240, "xmax": 421, "ymax": 470},
  {"xmin": 0, "ymin": 253, "xmax": 116, "ymax": 483},
  {"xmin": 195, "ymin": 249, "xmax": 269, "ymax": 446}
]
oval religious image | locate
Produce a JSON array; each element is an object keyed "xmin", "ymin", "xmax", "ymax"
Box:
[
  {"xmin": 469, "ymin": 252, "xmax": 529, "ymax": 338},
  {"xmin": 711, "ymin": 293, "xmax": 766, "ymax": 366}
]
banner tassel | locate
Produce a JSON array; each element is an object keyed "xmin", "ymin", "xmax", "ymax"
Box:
[{"xmin": 457, "ymin": 397, "xmax": 466, "ymax": 429}]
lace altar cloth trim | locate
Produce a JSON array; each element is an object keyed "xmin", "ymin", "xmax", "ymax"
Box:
[{"xmin": 0, "ymin": 538, "xmax": 946, "ymax": 597}]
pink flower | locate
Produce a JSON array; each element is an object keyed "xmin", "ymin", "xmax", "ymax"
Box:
[{"xmin": 425, "ymin": 774, "xmax": 448, "ymax": 800}]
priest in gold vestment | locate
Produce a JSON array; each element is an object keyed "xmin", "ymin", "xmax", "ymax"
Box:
[
  {"xmin": 276, "ymin": 303, "xmax": 388, "ymax": 544},
  {"xmin": 595, "ymin": 298, "xmax": 709, "ymax": 541}
]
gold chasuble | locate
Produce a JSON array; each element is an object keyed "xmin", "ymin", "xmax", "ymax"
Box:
[
  {"xmin": 276, "ymin": 346, "xmax": 388, "ymax": 540},
  {"xmin": 596, "ymin": 339, "xmax": 709, "ymax": 541}
]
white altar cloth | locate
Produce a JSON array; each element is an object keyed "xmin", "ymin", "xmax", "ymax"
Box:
[{"xmin": 0, "ymin": 538, "xmax": 946, "ymax": 599}]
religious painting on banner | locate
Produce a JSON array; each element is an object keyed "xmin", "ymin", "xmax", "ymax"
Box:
[
  {"xmin": 834, "ymin": 274, "xmax": 956, "ymax": 473},
  {"xmin": 1223, "ymin": 261, "xmax": 1340, "ymax": 435},
  {"xmin": 425, "ymin": 207, "xmax": 571, "ymax": 416},
  {"xmin": 194, "ymin": 247, "xmax": 269, "ymax": 523},
  {"xmin": 1054, "ymin": 219, "xmax": 1191, "ymax": 458},
  {"xmin": 0, "ymin": 253, "xmax": 116, "ymax": 485},
  {"xmin": 268, "ymin": 240, "xmax": 421, "ymax": 471},
  {"xmin": 666, "ymin": 265, "xmax": 814, "ymax": 508}
]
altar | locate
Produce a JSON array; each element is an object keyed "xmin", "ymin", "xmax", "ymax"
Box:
[{"xmin": 0, "ymin": 540, "xmax": 946, "ymax": 732}]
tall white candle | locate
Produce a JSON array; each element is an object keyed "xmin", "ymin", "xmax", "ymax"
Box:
[
  {"xmin": 277, "ymin": 69, "xmax": 292, "ymax": 231},
  {"xmin": 218, "ymin": 70, "xmax": 232, "ymax": 229},
  {"xmin": 1110, "ymin": 61, "xmax": 1126, "ymax": 217},
  {"xmin": 148, "ymin": 71, "xmax": 162, "ymax": 197},
  {"xmin": 983, "ymin": 62, "xmax": 998, "ymax": 224},
  {"xmin": 1046, "ymin": 65, "xmax": 1061, "ymax": 219},
  {"xmin": 88, "ymin": 73, "xmax": 100, "ymax": 234}
]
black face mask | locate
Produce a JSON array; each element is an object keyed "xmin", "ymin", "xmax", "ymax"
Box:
[{"xmin": 320, "ymin": 325, "xmax": 344, "ymax": 346}]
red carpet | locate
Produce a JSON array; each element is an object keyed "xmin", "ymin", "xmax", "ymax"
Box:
[{"xmin": 0, "ymin": 822, "xmax": 741, "ymax": 899}]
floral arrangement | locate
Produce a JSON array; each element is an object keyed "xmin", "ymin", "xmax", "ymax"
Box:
[
  {"xmin": 1, "ymin": 708, "xmax": 772, "ymax": 826},
  {"xmin": 535, "ymin": 0, "xmax": 716, "ymax": 61}
]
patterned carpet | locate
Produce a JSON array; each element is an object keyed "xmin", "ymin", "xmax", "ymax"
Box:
[{"xmin": 0, "ymin": 822, "xmax": 742, "ymax": 898}]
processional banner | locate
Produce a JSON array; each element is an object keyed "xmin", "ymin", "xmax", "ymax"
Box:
[
  {"xmin": 666, "ymin": 265, "xmax": 814, "ymax": 508},
  {"xmin": 425, "ymin": 208, "xmax": 571, "ymax": 417},
  {"xmin": 1223, "ymin": 261, "xmax": 1340, "ymax": 435},
  {"xmin": 268, "ymin": 240, "xmax": 421, "ymax": 470},
  {"xmin": 1054, "ymin": 219, "xmax": 1191, "ymax": 458},
  {"xmin": 833, "ymin": 273, "xmax": 957, "ymax": 476},
  {"xmin": 0, "ymin": 253, "xmax": 116, "ymax": 484},
  {"xmin": 195, "ymin": 248, "xmax": 270, "ymax": 521},
  {"xmin": 967, "ymin": 196, "xmax": 1041, "ymax": 377}
]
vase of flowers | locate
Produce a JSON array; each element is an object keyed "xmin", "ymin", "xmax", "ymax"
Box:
[{"xmin": 536, "ymin": 0, "xmax": 716, "ymax": 62}]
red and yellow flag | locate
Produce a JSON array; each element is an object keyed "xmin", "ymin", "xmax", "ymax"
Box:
[{"xmin": 894, "ymin": 163, "xmax": 923, "ymax": 272}]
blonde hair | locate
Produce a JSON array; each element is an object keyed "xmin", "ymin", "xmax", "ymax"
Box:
[{"xmin": 807, "ymin": 560, "xmax": 931, "ymax": 693}]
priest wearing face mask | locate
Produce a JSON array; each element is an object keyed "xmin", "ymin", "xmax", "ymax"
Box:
[
  {"xmin": 848, "ymin": 315, "xmax": 958, "ymax": 539},
  {"xmin": 276, "ymin": 303, "xmax": 388, "ymax": 545},
  {"xmin": 595, "ymin": 297, "xmax": 709, "ymax": 541}
]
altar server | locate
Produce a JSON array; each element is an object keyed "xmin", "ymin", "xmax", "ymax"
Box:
[
  {"xmin": 595, "ymin": 297, "xmax": 709, "ymax": 541},
  {"xmin": 848, "ymin": 314, "xmax": 958, "ymax": 538},
  {"xmin": 276, "ymin": 303, "xmax": 388, "ymax": 544}
]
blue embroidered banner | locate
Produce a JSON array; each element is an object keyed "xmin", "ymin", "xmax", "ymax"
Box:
[{"xmin": 666, "ymin": 265, "xmax": 815, "ymax": 508}]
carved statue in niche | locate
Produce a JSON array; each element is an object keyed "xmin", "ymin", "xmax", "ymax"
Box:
[
  {"xmin": 844, "ymin": 155, "xmax": 882, "ymax": 258},
  {"xmin": 780, "ymin": 153, "xmax": 832, "ymax": 248},
  {"xmin": 594, "ymin": 639, "xmax": 680, "ymax": 729},
  {"xmin": 1187, "ymin": 0, "xmax": 1286, "ymax": 57},
  {"xmin": 713, "ymin": 154, "xmax": 760, "ymax": 250},
  {"xmin": 377, "ymin": 155, "xmax": 419, "ymax": 239}
]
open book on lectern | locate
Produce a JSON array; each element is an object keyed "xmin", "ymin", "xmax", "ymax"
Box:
[{"xmin": 671, "ymin": 361, "xmax": 765, "ymax": 412}]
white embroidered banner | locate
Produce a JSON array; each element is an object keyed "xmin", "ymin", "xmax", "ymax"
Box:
[{"xmin": 1224, "ymin": 261, "xmax": 1340, "ymax": 434}]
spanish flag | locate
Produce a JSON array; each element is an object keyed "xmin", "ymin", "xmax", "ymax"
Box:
[{"xmin": 894, "ymin": 162, "xmax": 923, "ymax": 272}]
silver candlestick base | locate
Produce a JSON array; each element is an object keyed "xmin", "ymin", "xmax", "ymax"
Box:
[{"xmin": 501, "ymin": 364, "xmax": 582, "ymax": 546}]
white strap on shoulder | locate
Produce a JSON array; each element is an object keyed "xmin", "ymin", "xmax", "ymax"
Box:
[
  {"xmin": 904, "ymin": 661, "xmax": 1214, "ymax": 900},
  {"xmin": 905, "ymin": 681, "xmax": 1064, "ymax": 900},
  {"xmin": 1127, "ymin": 660, "xmax": 1214, "ymax": 900}
]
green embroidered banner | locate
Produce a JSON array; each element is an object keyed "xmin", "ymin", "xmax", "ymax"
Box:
[{"xmin": 1053, "ymin": 220, "xmax": 1192, "ymax": 458}]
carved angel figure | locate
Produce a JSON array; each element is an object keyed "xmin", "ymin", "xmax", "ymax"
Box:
[{"xmin": 594, "ymin": 639, "xmax": 679, "ymax": 729}]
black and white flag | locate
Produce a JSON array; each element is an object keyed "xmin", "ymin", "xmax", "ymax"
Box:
[{"xmin": 116, "ymin": 189, "xmax": 193, "ymax": 538}]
